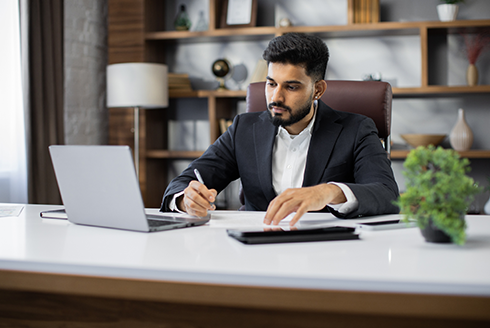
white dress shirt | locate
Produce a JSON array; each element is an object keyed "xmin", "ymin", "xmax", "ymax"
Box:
[
  {"xmin": 171, "ymin": 102, "xmax": 358, "ymax": 214},
  {"xmin": 271, "ymin": 102, "xmax": 358, "ymax": 214}
]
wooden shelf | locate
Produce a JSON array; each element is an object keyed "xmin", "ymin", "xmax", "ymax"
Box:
[
  {"xmin": 169, "ymin": 90, "xmax": 247, "ymax": 98},
  {"xmin": 146, "ymin": 150, "xmax": 205, "ymax": 159},
  {"xmin": 147, "ymin": 149, "xmax": 490, "ymax": 160},
  {"xmin": 393, "ymin": 85, "xmax": 490, "ymax": 96},
  {"xmin": 146, "ymin": 19, "xmax": 490, "ymax": 42},
  {"xmin": 146, "ymin": 26, "xmax": 278, "ymax": 43},
  {"xmin": 391, "ymin": 149, "xmax": 490, "ymax": 159},
  {"xmin": 169, "ymin": 86, "xmax": 490, "ymax": 100}
]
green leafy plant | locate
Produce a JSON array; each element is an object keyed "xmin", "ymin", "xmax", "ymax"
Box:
[
  {"xmin": 396, "ymin": 146, "xmax": 480, "ymax": 245},
  {"xmin": 439, "ymin": 0, "xmax": 465, "ymax": 4}
]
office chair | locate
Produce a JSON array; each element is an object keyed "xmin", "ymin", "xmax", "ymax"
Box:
[
  {"xmin": 238, "ymin": 80, "xmax": 393, "ymax": 208},
  {"xmin": 246, "ymin": 80, "xmax": 392, "ymax": 152}
]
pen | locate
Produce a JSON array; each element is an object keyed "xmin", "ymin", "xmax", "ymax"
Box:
[{"xmin": 194, "ymin": 169, "xmax": 215, "ymax": 207}]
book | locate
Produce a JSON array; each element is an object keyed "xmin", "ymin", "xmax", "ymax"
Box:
[
  {"xmin": 353, "ymin": 0, "xmax": 379, "ymax": 24},
  {"xmin": 219, "ymin": 118, "xmax": 233, "ymax": 134},
  {"xmin": 361, "ymin": 0, "xmax": 367, "ymax": 23},
  {"xmin": 365, "ymin": 0, "xmax": 371, "ymax": 24},
  {"xmin": 354, "ymin": 0, "xmax": 362, "ymax": 23},
  {"xmin": 371, "ymin": 0, "xmax": 380, "ymax": 23},
  {"xmin": 249, "ymin": 59, "xmax": 267, "ymax": 84},
  {"xmin": 168, "ymin": 73, "xmax": 193, "ymax": 90},
  {"xmin": 40, "ymin": 209, "xmax": 67, "ymax": 220},
  {"xmin": 347, "ymin": 0, "xmax": 355, "ymax": 24}
]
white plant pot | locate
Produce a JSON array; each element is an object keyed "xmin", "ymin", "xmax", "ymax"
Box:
[{"xmin": 437, "ymin": 4, "xmax": 459, "ymax": 22}]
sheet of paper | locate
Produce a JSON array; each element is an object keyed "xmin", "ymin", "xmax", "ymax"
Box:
[
  {"xmin": 208, "ymin": 211, "xmax": 342, "ymax": 229},
  {"xmin": 0, "ymin": 205, "xmax": 24, "ymax": 217}
]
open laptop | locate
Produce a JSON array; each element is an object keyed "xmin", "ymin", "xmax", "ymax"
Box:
[{"xmin": 49, "ymin": 145, "xmax": 209, "ymax": 232}]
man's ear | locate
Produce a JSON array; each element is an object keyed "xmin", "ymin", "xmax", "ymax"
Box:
[{"xmin": 314, "ymin": 80, "xmax": 327, "ymax": 100}]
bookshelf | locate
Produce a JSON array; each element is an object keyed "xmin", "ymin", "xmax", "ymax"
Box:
[
  {"xmin": 108, "ymin": 0, "xmax": 490, "ymax": 207},
  {"xmin": 391, "ymin": 149, "xmax": 490, "ymax": 160}
]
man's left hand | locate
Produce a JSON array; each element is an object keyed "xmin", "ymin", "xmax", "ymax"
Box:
[{"xmin": 263, "ymin": 184, "xmax": 347, "ymax": 226}]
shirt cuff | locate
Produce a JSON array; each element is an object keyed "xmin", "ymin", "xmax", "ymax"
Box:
[
  {"xmin": 327, "ymin": 182, "xmax": 359, "ymax": 214},
  {"xmin": 169, "ymin": 190, "xmax": 186, "ymax": 214}
]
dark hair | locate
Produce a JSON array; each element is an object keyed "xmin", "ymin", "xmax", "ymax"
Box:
[{"xmin": 262, "ymin": 33, "xmax": 329, "ymax": 82}]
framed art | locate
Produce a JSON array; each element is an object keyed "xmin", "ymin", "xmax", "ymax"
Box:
[{"xmin": 220, "ymin": 0, "xmax": 257, "ymax": 28}]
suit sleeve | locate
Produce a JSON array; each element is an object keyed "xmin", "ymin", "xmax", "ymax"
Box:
[
  {"xmin": 160, "ymin": 115, "xmax": 241, "ymax": 212},
  {"xmin": 338, "ymin": 117, "xmax": 399, "ymax": 218}
]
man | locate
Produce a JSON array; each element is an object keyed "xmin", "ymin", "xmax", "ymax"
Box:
[{"xmin": 161, "ymin": 33, "xmax": 399, "ymax": 225}]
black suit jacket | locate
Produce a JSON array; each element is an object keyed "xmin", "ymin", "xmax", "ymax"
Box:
[{"xmin": 161, "ymin": 101, "xmax": 399, "ymax": 218}]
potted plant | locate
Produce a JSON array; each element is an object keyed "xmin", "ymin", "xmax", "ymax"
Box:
[
  {"xmin": 437, "ymin": 0, "xmax": 465, "ymax": 21},
  {"xmin": 396, "ymin": 145, "xmax": 480, "ymax": 245}
]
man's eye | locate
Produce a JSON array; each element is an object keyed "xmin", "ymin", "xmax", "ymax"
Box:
[
  {"xmin": 288, "ymin": 85, "xmax": 297, "ymax": 90},
  {"xmin": 267, "ymin": 82, "xmax": 276, "ymax": 87}
]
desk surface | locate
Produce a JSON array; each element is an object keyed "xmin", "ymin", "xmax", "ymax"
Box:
[{"xmin": 1, "ymin": 204, "xmax": 490, "ymax": 298}]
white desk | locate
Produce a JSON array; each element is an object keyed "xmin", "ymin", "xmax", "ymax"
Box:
[{"xmin": 1, "ymin": 204, "xmax": 490, "ymax": 327}]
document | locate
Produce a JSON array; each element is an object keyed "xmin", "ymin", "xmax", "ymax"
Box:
[
  {"xmin": 42, "ymin": 208, "xmax": 205, "ymax": 221},
  {"xmin": 208, "ymin": 211, "xmax": 342, "ymax": 229},
  {"xmin": 0, "ymin": 205, "xmax": 24, "ymax": 217}
]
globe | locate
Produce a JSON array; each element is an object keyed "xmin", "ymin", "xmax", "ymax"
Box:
[{"xmin": 212, "ymin": 59, "xmax": 230, "ymax": 78}]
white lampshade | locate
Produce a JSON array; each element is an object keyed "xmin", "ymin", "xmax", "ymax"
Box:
[{"xmin": 107, "ymin": 63, "xmax": 168, "ymax": 108}]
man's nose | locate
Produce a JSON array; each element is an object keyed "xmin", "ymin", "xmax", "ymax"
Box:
[{"xmin": 271, "ymin": 86, "xmax": 285, "ymax": 104}]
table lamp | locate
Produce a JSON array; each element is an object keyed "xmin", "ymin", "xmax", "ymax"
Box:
[{"xmin": 107, "ymin": 63, "xmax": 168, "ymax": 177}]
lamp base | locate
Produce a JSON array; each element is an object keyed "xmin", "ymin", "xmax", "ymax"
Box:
[{"xmin": 133, "ymin": 106, "xmax": 140, "ymax": 178}]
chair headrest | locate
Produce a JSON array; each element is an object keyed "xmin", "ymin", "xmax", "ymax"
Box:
[{"xmin": 246, "ymin": 80, "xmax": 392, "ymax": 139}]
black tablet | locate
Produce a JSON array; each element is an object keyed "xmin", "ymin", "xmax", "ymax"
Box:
[{"xmin": 227, "ymin": 226, "xmax": 359, "ymax": 244}]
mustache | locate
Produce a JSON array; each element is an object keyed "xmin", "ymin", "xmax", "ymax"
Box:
[{"xmin": 268, "ymin": 102, "xmax": 292, "ymax": 112}]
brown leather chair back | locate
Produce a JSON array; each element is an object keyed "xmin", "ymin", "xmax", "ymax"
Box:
[
  {"xmin": 239, "ymin": 80, "xmax": 393, "ymax": 208},
  {"xmin": 246, "ymin": 80, "xmax": 392, "ymax": 151}
]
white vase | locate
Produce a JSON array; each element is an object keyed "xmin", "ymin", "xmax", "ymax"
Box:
[
  {"xmin": 484, "ymin": 197, "xmax": 490, "ymax": 215},
  {"xmin": 449, "ymin": 108, "xmax": 473, "ymax": 151},
  {"xmin": 437, "ymin": 4, "xmax": 459, "ymax": 22}
]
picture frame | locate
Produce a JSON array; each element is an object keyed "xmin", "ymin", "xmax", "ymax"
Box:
[{"xmin": 220, "ymin": 0, "xmax": 257, "ymax": 28}]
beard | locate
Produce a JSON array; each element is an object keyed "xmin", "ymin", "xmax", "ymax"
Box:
[{"xmin": 268, "ymin": 97, "xmax": 313, "ymax": 128}]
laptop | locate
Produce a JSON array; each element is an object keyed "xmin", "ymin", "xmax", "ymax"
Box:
[{"xmin": 49, "ymin": 145, "xmax": 210, "ymax": 232}]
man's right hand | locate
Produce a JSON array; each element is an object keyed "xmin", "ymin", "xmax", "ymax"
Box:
[{"xmin": 177, "ymin": 180, "xmax": 217, "ymax": 217}]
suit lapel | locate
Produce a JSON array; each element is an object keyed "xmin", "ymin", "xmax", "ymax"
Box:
[
  {"xmin": 303, "ymin": 102, "xmax": 343, "ymax": 187},
  {"xmin": 254, "ymin": 111, "xmax": 278, "ymax": 200}
]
